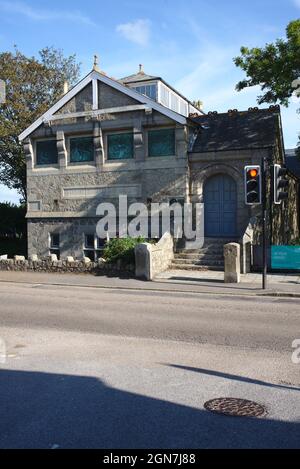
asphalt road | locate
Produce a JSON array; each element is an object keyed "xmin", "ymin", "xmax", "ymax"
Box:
[{"xmin": 0, "ymin": 280, "xmax": 299, "ymax": 449}]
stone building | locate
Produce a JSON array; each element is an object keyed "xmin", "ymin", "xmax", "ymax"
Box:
[{"xmin": 19, "ymin": 64, "xmax": 299, "ymax": 270}]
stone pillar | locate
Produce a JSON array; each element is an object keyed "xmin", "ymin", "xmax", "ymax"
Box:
[
  {"xmin": 224, "ymin": 242, "xmax": 241, "ymax": 283},
  {"xmin": 94, "ymin": 121, "xmax": 104, "ymax": 167},
  {"xmin": 175, "ymin": 125, "xmax": 188, "ymax": 159},
  {"xmin": 133, "ymin": 120, "xmax": 144, "ymax": 161},
  {"xmin": 23, "ymin": 138, "xmax": 34, "ymax": 170},
  {"xmin": 135, "ymin": 243, "xmax": 152, "ymax": 280},
  {"xmin": 56, "ymin": 131, "xmax": 67, "ymax": 168}
]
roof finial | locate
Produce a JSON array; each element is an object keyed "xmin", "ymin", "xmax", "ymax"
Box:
[
  {"xmin": 93, "ymin": 54, "xmax": 100, "ymax": 71},
  {"xmin": 139, "ymin": 64, "xmax": 144, "ymax": 74}
]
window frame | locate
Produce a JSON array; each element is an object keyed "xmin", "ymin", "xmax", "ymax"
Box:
[
  {"xmin": 105, "ymin": 130, "xmax": 135, "ymax": 162},
  {"xmin": 132, "ymin": 83, "xmax": 157, "ymax": 101},
  {"xmin": 147, "ymin": 127, "xmax": 176, "ymax": 158},
  {"xmin": 83, "ymin": 233, "xmax": 107, "ymax": 261},
  {"xmin": 130, "ymin": 80, "xmax": 158, "ymax": 101},
  {"xmin": 67, "ymin": 134, "xmax": 95, "ymax": 165},
  {"xmin": 35, "ymin": 138, "xmax": 59, "ymax": 167},
  {"xmin": 49, "ymin": 233, "xmax": 60, "ymax": 259}
]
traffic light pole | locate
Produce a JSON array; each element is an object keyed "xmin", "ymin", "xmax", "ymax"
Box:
[{"xmin": 261, "ymin": 156, "xmax": 267, "ymax": 290}]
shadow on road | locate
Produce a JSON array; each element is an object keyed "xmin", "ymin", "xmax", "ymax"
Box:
[
  {"xmin": 164, "ymin": 364, "xmax": 300, "ymax": 392},
  {"xmin": 0, "ymin": 369, "xmax": 299, "ymax": 449}
]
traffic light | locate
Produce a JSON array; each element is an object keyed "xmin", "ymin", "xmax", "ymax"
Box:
[
  {"xmin": 273, "ymin": 164, "xmax": 289, "ymax": 204},
  {"xmin": 244, "ymin": 165, "xmax": 261, "ymax": 205}
]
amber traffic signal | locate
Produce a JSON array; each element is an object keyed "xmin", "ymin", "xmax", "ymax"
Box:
[{"xmin": 244, "ymin": 165, "xmax": 262, "ymax": 205}]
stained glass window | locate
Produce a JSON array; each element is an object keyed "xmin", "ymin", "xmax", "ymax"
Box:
[
  {"xmin": 36, "ymin": 140, "xmax": 58, "ymax": 165},
  {"xmin": 70, "ymin": 136, "xmax": 94, "ymax": 163},
  {"xmin": 148, "ymin": 129, "xmax": 175, "ymax": 157},
  {"xmin": 107, "ymin": 133, "xmax": 134, "ymax": 160}
]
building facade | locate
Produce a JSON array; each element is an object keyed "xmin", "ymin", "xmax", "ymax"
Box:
[{"xmin": 19, "ymin": 65, "xmax": 299, "ymax": 263}]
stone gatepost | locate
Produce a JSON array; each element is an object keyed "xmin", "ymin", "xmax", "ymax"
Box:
[
  {"xmin": 135, "ymin": 243, "xmax": 152, "ymax": 280},
  {"xmin": 224, "ymin": 243, "xmax": 241, "ymax": 283}
]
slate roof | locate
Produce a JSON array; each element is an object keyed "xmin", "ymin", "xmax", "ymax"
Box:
[
  {"xmin": 190, "ymin": 108, "xmax": 281, "ymax": 153},
  {"xmin": 119, "ymin": 68, "xmax": 203, "ymax": 113},
  {"xmin": 119, "ymin": 71, "xmax": 159, "ymax": 84},
  {"xmin": 285, "ymin": 148, "xmax": 300, "ymax": 179}
]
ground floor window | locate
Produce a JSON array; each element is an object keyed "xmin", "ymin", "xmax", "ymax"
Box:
[
  {"xmin": 83, "ymin": 234, "xmax": 106, "ymax": 261},
  {"xmin": 49, "ymin": 233, "xmax": 60, "ymax": 259}
]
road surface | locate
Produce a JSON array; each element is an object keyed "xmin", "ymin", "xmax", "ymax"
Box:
[{"xmin": 0, "ymin": 279, "xmax": 299, "ymax": 448}]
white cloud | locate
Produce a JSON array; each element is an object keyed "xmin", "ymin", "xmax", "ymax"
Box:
[
  {"xmin": 293, "ymin": 0, "xmax": 300, "ymax": 8},
  {"xmin": 116, "ymin": 19, "xmax": 151, "ymax": 46},
  {"xmin": 0, "ymin": 1, "xmax": 95, "ymax": 26}
]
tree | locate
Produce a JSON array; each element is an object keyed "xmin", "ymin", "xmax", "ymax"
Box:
[
  {"xmin": 0, "ymin": 202, "xmax": 26, "ymax": 238},
  {"xmin": 0, "ymin": 47, "xmax": 81, "ymax": 201},
  {"xmin": 192, "ymin": 100, "xmax": 203, "ymax": 110},
  {"xmin": 234, "ymin": 19, "xmax": 300, "ymax": 153}
]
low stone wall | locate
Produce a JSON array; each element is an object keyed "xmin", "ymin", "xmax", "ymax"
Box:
[
  {"xmin": 135, "ymin": 232, "xmax": 174, "ymax": 280},
  {"xmin": 0, "ymin": 255, "xmax": 134, "ymax": 275}
]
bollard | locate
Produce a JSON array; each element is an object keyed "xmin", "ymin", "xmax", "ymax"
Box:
[{"xmin": 224, "ymin": 243, "xmax": 241, "ymax": 283}]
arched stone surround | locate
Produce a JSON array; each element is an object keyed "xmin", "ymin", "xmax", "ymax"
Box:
[{"xmin": 190, "ymin": 163, "xmax": 250, "ymax": 237}]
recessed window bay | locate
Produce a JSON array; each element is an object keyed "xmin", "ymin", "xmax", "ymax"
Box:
[{"xmin": 70, "ymin": 136, "xmax": 94, "ymax": 163}]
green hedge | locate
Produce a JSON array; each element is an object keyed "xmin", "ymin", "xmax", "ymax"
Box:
[
  {"xmin": 0, "ymin": 237, "xmax": 27, "ymax": 258},
  {"xmin": 103, "ymin": 237, "xmax": 145, "ymax": 264}
]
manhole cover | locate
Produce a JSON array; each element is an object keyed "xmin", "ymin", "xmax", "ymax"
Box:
[{"xmin": 204, "ymin": 398, "xmax": 267, "ymax": 418}]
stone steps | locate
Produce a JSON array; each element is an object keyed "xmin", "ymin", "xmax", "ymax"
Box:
[
  {"xmin": 171, "ymin": 238, "xmax": 238, "ymax": 272},
  {"xmin": 175, "ymin": 252, "xmax": 224, "ymax": 260},
  {"xmin": 173, "ymin": 258, "xmax": 224, "ymax": 266},
  {"xmin": 171, "ymin": 263, "xmax": 224, "ymax": 271}
]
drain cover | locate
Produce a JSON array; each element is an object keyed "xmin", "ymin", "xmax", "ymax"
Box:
[{"xmin": 204, "ymin": 398, "xmax": 267, "ymax": 418}]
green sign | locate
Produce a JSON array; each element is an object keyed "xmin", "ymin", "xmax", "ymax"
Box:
[{"xmin": 271, "ymin": 246, "xmax": 300, "ymax": 270}]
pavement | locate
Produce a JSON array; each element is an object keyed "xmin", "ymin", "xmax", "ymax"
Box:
[
  {"xmin": 0, "ymin": 269, "xmax": 300, "ymax": 297},
  {"xmin": 0, "ymin": 277, "xmax": 300, "ymax": 448}
]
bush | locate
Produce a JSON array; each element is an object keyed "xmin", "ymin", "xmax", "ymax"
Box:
[
  {"xmin": 0, "ymin": 202, "xmax": 26, "ymax": 238},
  {"xmin": 103, "ymin": 237, "xmax": 145, "ymax": 264},
  {"xmin": 0, "ymin": 237, "xmax": 27, "ymax": 257}
]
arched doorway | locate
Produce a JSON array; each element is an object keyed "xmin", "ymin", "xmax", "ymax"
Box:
[{"xmin": 204, "ymin": 174, "xmax": 237, "ymax": 237}]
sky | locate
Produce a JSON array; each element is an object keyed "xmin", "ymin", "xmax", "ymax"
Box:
[{"xmin": 0, "ymin": 0, "xmax": 299, "ymax": 203}]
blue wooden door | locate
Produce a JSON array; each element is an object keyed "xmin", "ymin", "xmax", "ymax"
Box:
[{"xmin": 204, "ymin": 174, "xmax": 237, "ymax": 237}]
